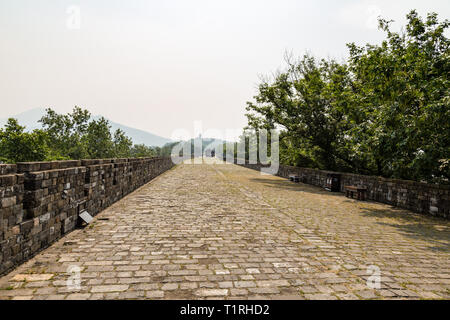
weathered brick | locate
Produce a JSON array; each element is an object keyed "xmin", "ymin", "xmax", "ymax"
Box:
[
  {"xmin": 1, "ymin": 196, "xmax": 16, "ymax": 208},
  {"xmin": 146, "ymin": 291, "xmax": 164, "ymax": 298},
  {"xmin": 90, "ymin": 285, "xmax": 129, "ymax": 293},
  {"xmin": 195, "ymin": 289, "xmax": 228, "ymax": 297}
]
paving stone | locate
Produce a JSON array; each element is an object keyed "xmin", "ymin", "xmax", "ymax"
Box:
[
  {"xmin": 256, "ymin": 280, "xmax": 290, "ymax": 287},
  {"xmin": 230, "ymin": 288, "xmax": 249, "ymax": 296},
  {"xmin": 218, "ymin": 281, "xmax": 233, "ymax": 289},
  {"xmin": 161, "ymin": 283, "xmax": 179, "ymax": 291},
  {"xmin": 246, "ymin": 268, "xmax": 261, "ymax": 274},
  {"xmin": 66, "ymin": 293, "xmax": 92, "ymax": 300},
  {"xmin": 234, "ymin": 281, "xmax": 256, "ymax": 288},
  {"xmin": 336, "ymin": 293, "xmax": 360, "ymax": 300},
  {"xmin": 146, "ymin": 291, "xmax": 164, "ymax": 299},
  {"xmin": 45, "ymin": 294, "xmax": 68, "ymax": 300},
  {"xmin": 355, "ymin": 290, "xmax": 379, "ymax": 299},
  {"xmin": 119, "ymin": 291, "xmax": 145, "ymax": 299},
  {"xmin": 0, "ymin": 161, "xmax": 448, "ymax": 300},
  {"xmin": 419, "ymin": 291, "xmax": 443, "ymax": 299},
  {"xmin": 249, "ymin": 287, "xmax": 281, "ymax": 294},
  {"xmin": 180, "ymin": 282, "xmax": 198, "ymax": 290},
  {"xmin": 195, "ymin": 289, "xmax": 229, "ymax": 297},
  {"xmin": 11, "ymin": 274, "xmax": 54, "ymax": 282},
  {"xmin": 11, "ymin": 296, "xmax": 33, "ymax": 300},
  {"xmin": 90, "ymin": 285, "xmax": 129, "ymax": 293}
]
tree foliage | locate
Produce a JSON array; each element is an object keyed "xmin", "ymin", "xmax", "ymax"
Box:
[
  {"xmin": 39, "ymin": 106, "xmax": 90, "ymax": 159},
  {"xmin": 130, "ymin": 144, "xmax": 158, "ymax": 158},
  {"xmin": 0, "ymin": 119, "xmax": 48, "ymax": 163},
  {"xmin": 0, "ymin": 107, "xmax": 166, "ymax": 163},
  {"xmin": 245, "ymin": 10, "xmax": 449, "ymax": 183}
]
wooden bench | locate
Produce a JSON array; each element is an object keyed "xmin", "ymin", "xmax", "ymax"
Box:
[
  {"xmin": 289, "ymin": 175, "xmax": 300, "ymax": 183},
  {"xmin": 345, "ymin": 185, "xmax": 367, "ymax": 201}
]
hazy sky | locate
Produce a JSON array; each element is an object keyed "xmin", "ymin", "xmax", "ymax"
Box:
[{"xmin": 0, "ymin": 0, "xmax": 449, "ymax": 139}]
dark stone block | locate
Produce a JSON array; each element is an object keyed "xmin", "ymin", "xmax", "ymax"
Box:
[
  {"xmin": 17, "ymin": 162, "xmax": 41, "ymax": 173},
  {"xmin": 0, "ymin": 175, "xmax": 17, "ymax": 187},
  {"xmin": 1, "ymin": 157, "xmax": 174, "ymax": 275},
  {"xmin": 20, "ymin": 219, "xmax": 34, "ymax": 234}
]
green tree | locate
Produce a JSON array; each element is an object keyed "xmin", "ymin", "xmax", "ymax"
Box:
[
  {"xmin": 0, "ymin": 118, "xmax": 49, "ymax": 163},
  {"xmin": 246, "ymin": 55, "xmax": 354, "ymax": 171},
  {"xmin": 82, "ymin": 117, "xmax": 114, "ymax": 159},
  {"xmin": 1, "ymin": 107, "xmax": 157, "ymax": 162},
  {"xmin": 159, "ymin": 142, "xmax": 180, "ymax": 157},
  {"xmin": 39, "ymin": 107, "xmax": 137, "ymax": 160},
  {"xmin": 347, "ymin": 10, "xmax": 449, "ymax": 181},
  {"xmin": 39, "ymin": 106, "xmax": 90, "ymax": 159},
  {"xmin": 130, "ymin": 144, "xmax": 157, "ymax": 158},
  {"xmin": 245, "ymin": 10, "xmax": 449, "ymax": 183},
  {"xmin": 113, "ymin": 129, "xmax": 133, "ymax": 158}
]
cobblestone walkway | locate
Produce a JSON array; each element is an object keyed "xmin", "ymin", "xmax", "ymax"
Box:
[{"xmin": 0, "ymin": 162, "xmax": 449, "ymax": 300}]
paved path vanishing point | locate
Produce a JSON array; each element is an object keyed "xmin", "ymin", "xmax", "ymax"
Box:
[{"xmin": 0, "ymin": 161, "xmax": 449, "ymax": 300}]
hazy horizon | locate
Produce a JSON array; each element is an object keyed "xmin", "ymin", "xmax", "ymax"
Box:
[{"xmin": 1, "ymin": 0, "xmax": 449, "ymax": 139}]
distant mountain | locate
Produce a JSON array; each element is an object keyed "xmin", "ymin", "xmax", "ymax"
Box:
[
  {"xmin": 92, "ymin": 115, "xmax": 172, "ymax": 147},
  {"xmin": 0, "ymin": 108, "xmax": 172, "ymax": 147},
  {"xmin": 0, "ymin": 108, "xmax": 45, "ymax": 132}
]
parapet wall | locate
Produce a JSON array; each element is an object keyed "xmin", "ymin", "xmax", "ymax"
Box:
[
  {"xmin": 237, "ymin": 162, "xmax": 449, "ymax": 219},
  {"xmin": 0, "ymin": 157, "xmax": 174, "ymax": 275}
]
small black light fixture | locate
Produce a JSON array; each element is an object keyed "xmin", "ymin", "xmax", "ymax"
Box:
[{"xmin": 325, "ymin": 173, "xmax": 341, "ymax": 192}]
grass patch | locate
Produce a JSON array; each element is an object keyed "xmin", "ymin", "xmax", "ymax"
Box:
[{"xmin": 0, "ymin": 286, "xmax": 13, "ymax": 291}]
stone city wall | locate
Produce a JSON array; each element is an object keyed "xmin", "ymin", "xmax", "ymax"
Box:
[
  {"xmin": 235, "ymin": 161, "xmax": 449, "ymax": 220},
  {"xmin": 0, "ymin": 157, "xmax": 174, "ymax": 275}
]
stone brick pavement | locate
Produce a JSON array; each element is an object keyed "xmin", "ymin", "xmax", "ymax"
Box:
[{"xmin": 0, "ymin": 161, "xmax": 448, "ymax": 300}]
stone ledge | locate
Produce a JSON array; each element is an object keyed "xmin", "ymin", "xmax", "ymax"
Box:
[
  {"xmin": 236, "ymin": 161, "xmax": 449, "ymax": 219},
  {"xmin": 0, "ymin": 157, "xmax": 175, "ymax": 276}
]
